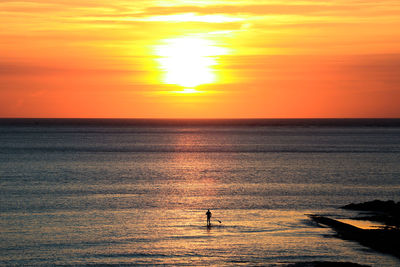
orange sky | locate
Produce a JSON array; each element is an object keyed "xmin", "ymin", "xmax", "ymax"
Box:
[{"xmin": 1, "ymin": 0, "xmax": 399, "ymax": 118}]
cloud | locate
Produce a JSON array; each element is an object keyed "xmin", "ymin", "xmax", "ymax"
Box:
[
  {"xmin": 139, "ymin": 3, "xmax": 400, "ymax": 17},
  {"xmin": 0, "ymin": 61, "xmax": 146, "ymax": 78}
]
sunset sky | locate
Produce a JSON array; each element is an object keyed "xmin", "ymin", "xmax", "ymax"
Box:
[{"xmin": 1, "ymin": 0, "xmax": 399, "ymax": 118}]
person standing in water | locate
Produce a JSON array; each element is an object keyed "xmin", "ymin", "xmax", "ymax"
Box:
[{"xmin": 206, "ymin": 209, "xmax": 212, "ymax": 227}]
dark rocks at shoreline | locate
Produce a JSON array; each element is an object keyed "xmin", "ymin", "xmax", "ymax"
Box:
[
  {"xmin": 310, "ymin": 215, "xmax": 400, "ymax": 258},
  {"xmin": 309, "ymin": 200, "xmax": 400, "ymax": 259},
  {"xmin": 286, "ymin": 262, "xmax": 370, "ymax": 267},
  {"xmin": 309, "ymin": 215, "xmax": 361, "ymax": 236},
  {"xmin": 341, "ymin": 199, "xmax": 400, "ymax": 213},
  {"xmin": 341, "ymin": 200, "xmax": 400, "ymax": 228}
]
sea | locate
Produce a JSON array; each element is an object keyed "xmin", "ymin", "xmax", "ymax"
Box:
[{"xmin": 1, "ymin": 119, "xmax": 400, "ymax": 266}]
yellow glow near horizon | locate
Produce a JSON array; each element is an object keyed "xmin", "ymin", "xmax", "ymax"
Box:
[
  {"xmin": 179, "ymin": 88, "xmax": 199, "ymax": 94},
  {"xmin": 154, "ymin": 37, "xmax": 228, "ymax": 91},
  {"xmin": 145, "ymin": 13, "xmax": 244, "ymax": 23}
]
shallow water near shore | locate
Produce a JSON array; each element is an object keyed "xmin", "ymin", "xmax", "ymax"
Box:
[
  {"xmin": 337, "ymin": 219, "xmax": 386, "ymax": 230},
  {"xmin": 1, "ymin": 119, "xmax": 400, "ymax": 266}
]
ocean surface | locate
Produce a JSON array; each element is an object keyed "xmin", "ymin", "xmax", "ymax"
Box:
[{"xmin": 1, "ymin": 119, "xmax": 400, "ymax": 266}]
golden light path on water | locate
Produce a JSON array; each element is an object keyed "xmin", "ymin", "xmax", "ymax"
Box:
[{"xmin": 153, "ymin": 36, "xmax": 229, "ymax": 94}]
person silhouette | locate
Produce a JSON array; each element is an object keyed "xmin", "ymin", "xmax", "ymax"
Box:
[{"xmin": 206, "ymin": 209, "xmax": 212, "ymax": 227}]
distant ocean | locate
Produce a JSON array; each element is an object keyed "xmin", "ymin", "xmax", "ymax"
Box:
[{"xmin": 1, "ymin": 119, "xmax": 400, "ymax": 266}]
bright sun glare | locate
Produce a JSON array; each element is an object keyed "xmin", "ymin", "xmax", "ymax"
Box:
[{"xmin": 154, "ymin": 37, "xmax": 228, "ymax": 92}]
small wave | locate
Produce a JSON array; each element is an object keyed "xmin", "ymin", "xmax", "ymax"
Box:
[
  {"xmin": 168, "ymin": 235, "xmax": 215, "ymax": 240},
  {"xmin": 95, "ymin": 253, "xmax": 170, "ymax": 258},
  {"xmin": 94, "ymin": 252, "xmax": 205, "ymax": 259},
  {"xmin": 1, "ymin": 146, "xmax": 398, "ymax": 154}
]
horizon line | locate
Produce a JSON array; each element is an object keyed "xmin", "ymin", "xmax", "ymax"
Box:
[{"xmin": 1, "ymin": 117, "xmax": 400, "ymax": 120}]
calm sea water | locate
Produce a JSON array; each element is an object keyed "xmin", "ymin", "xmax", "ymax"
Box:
[{"xmin": 1, "ymin": 119, "xmax": 400, "ymax": 266}]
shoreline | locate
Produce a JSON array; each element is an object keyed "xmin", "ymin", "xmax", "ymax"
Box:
[{"xmin": 309, "ymin": 200, "xmax": 400, "ymax": 260}]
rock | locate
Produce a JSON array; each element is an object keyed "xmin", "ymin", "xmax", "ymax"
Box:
[
  {"xmin": 309, "ymin": 215, "xmax": 400, "ymax": 259},
  {"xmin": 286, "ymin": 262, "xmax": 370, "ymax": 267},
  {"xmin": 341, "ymin": 200, "xmax": 400, "ymax": 214}
]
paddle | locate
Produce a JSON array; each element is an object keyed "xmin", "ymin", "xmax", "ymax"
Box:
[{"xmin": 214, "ymin": 219, "xmax": 222, "ymax": 224}]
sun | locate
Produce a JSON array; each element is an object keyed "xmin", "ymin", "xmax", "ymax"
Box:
[{"xmin": 154, "ymin": 37, "xmax": 228, "ymax": 91}]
